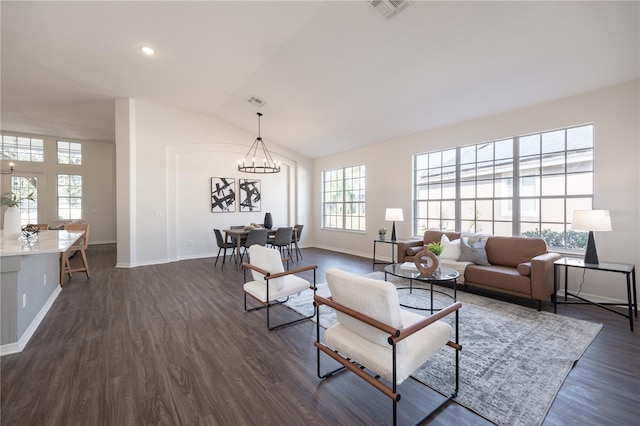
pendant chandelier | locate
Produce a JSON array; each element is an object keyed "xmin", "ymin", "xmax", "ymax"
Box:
[{"xmin": 238, "ymin": 112, "xmax": 280, "ymax": 174}]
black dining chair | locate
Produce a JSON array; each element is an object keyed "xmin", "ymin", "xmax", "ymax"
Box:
[
  {"xmin": 240, "ymin": 228, "xmax": 269, "ymax": 262},
  {"xmin": 214, "ymin": 229, "xmax": 236, "ymax": 269},
  {"xmin": 230, "ymin": 225, "xmax": 247, "ymax": 246},
  {"xmin": 291, "ymin": 224, "xmax": 304, "ymax": 261},
  {"xmin": 269, "ymin": 227, "xmax": 293, "ymax": 259}
]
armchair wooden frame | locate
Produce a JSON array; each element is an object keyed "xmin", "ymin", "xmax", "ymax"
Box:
[
  {"xmin": 314, "ymin": 294, "xmax": 462, "ymax": 426},
  {"xmin": 242, "ymin": 260, "xmax": 318, "ymax": 330}
]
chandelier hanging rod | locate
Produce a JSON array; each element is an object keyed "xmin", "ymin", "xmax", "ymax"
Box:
[{"xmin": 238, "ymin": 112, "xmax": 281, "ymax": 174}]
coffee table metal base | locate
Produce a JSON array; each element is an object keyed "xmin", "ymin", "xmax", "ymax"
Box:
[{"xmin": 384, "ymin": 263, "xmax": 459, "ymax": 312}]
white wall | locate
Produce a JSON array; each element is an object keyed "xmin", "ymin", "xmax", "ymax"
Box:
[
  {"xmin": 312, "ymin": 80, "xmax": 640, "ymax": 302},
  {"xmin": 116, "ymin": 99, "xmax": 313, "ymax": 267}
]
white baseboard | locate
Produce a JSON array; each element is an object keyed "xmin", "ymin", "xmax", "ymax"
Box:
[
  {"xmin": 0, "ymin": 285, "xmax": 62, "ymax": 357},
  {"xmin": 311, "ymin": 244, "xmax": 373, "ymax": 261}
]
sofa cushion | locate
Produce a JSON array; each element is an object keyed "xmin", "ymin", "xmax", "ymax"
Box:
[
  {"xmin": 465, "ymin": 265, "xmax": 532, "ymax": 296},
  {"xmin": 460, "ymin": 237, "xmax": 490, "ymax": 265},
  {"xmin": 440, "ymin": 234, "xmax": 461, "ymax": 260},
  {"xmin": 422, "ymin": 230, "xmax": 461, "ymax": 245},
  {"xmin": 485, "ymin": 236, "xmax": 547, "ymax": 268},
  {"xmin": 439, "ymin": 259, "xmax": 472, "ymax": 284}
]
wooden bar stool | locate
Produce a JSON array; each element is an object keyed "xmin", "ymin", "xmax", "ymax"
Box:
[{"xmin": 61, "ymin": 223, "xmax": 90, "ymax": 284}]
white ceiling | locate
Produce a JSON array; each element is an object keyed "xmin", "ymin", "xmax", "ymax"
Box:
[{"xmin": 1, "ymin": 1, "xmax": 638, "ymax": 159}]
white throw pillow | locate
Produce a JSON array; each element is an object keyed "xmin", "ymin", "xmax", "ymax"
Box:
[{"xmin": 440, "ymin": 234, "xmax": 461, "ymax": 260}]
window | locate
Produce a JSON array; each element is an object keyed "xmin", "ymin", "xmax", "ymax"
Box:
[
  {"xmin": 57, "ymin": 141, "xmax": 82, "ymax": 164},
  {"xmin": 57, "ymin": 174, "xmax": 82, "ymax": 219},
  {"xmin": 1, "ymin": 135, "xmax": 44, "ymax": 162},
  {"xmin": 322, "ymin": 165, "xmax": 366, "ymax": 231},
  {"xmin": 11, "ymin": 176, "xmax": 38, "ymax": 226},
  {"xmin": 413, "ymin": 124, "xmax": 594, "ymax": 250}
]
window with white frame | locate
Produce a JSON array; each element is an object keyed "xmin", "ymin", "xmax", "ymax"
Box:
[
  {"xmin": 413, "ymin": 124, "xmax": 594, "ymax": 250},
  {"xmin": 11, "ymin": 176, "xmax": 38, "ymax": 226},
  {"xmin": 57, "ymin": 174, "xmax": 82, "ymax": 220},
  {"xmin": 1, "ymin": 135, "xmax": 44, "ymax": 162},
  {"xmin": 322, "ymin": 165, "xmax": 366, "ymax": 231},
  {"xmin": 57, "ymin": 141, "xmax": 82, "ymax": 165}
]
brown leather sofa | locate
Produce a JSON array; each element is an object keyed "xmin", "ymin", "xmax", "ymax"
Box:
[{"xmin": 397, "ymin": 230, "xmax": 562, "ymax": 309}]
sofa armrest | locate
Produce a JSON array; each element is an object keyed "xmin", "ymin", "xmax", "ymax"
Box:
[
  {"xmin": 530, "ymin": 252, "xmax": 563, "ymax": 301},
  {"xmin": 396, "ymin": 238, "xmax": 423, "ymax": 263}
]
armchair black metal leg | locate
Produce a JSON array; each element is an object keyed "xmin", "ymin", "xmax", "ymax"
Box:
[
  {"xmin": 215, "ymin": 247, "xmax": 223, "ymax": 266},
  {"xmin": 267, "ymin": 292, "xmax": 317, "ymax": 330},
  {"xmin": 315, "ymin": 306, "xmax": 348, "ymax": 379}
]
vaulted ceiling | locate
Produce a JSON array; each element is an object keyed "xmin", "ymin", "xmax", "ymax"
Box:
[{"xmin": 2, "ymin": 1, "xmax": 638, "ymax": 158}]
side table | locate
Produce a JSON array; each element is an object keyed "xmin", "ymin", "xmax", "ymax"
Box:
[
  {"xmin": 554, "ymin": 257, "xmax": 637, "ymax": 331},
  {"xmin": 372, "ymin": 239, "xmax": 398, "ymax": 269}
]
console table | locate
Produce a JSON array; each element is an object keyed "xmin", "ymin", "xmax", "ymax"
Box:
[{"xmin": 554, "ymin": 257, "xmax": 637, "ymax": 331}]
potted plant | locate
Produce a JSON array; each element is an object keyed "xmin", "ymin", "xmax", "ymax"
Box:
[
  {"xmin": 378, "ymin": 227, "xmax": 387, "ymax": 241},
  {"xmin": 1, "ymin": 191, "xmax": 34, "ymax": 208},
  {"xmin": 1, "ymin": 192, "xmax": 34, "ymax": 239},
  {"xmin": 427, "ymin": 241, "xmax": 443, "ymax": 256}
]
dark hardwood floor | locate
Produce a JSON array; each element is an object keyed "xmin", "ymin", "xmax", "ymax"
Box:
[{"xmin": 1, "ymin": 244, "xmax": 638, "ymax": 425}]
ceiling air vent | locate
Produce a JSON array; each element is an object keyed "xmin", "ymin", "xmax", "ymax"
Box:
[
  {"xmin": 247, "ymin": 96, "xmax": 265, "ymax": 107},
  {"xmin": 369, "ymin": 0, "xmax": 410, "ymax": 19}
]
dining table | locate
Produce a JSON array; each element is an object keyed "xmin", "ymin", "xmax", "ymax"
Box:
[{"xmin": 223, "ymin": 227, "xmax": 299, "ymax": 267}]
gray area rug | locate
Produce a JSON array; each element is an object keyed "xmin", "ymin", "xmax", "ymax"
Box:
[{"xmin": 285, "ymin": 271, "xmax": 603, "ymax": 426}]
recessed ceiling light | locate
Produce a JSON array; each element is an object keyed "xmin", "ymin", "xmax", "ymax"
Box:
[{"xmin": 139, "ymin": 46, "xmax": 155, "ymax": 56}]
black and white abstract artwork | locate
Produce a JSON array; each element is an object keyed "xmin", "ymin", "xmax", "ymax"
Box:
[
  {"xmin": 211, "ymin": 177, "xmax": 236, "ymax": 212},
  {"xmin": 239, "ymin": 179, "xmax": 261, "ymax": 212}
]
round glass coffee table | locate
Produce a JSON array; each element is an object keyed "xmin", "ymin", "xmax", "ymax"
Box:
[{"xmin": 384, "ymin": 263, "xmax": 459, "ymax": 312}]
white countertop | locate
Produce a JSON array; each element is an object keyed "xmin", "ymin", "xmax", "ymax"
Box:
[{"xmin": 0, "ymin": 230, "xmax": 84, "ymax": 256}]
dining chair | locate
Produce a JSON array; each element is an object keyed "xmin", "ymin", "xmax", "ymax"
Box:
[
  {"xmin": 240, "ymin": 228, "xmax": 268, "ymax": 262},
  {"xmin": 230, "ymin": 225, "xmax": 246, "ymax": 245},
  {"xmin": 213, "ymin": 229, "xmax": 236, "ymax": 269},
  {"xmin": 291, "ymin": 224, "xmax": 304, "ymax": 261},
  {"xmin": 60, "ymin": 223, "xmax": 90, "ymax": 284},
  {"xmin": 269, "ymin": 227, "xmax": 293, "ymax": 259}
]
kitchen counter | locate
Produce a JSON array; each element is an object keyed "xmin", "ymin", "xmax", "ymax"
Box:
[
  {"xmin": 1, "ymin": 230, "xmax": 84, "ymax": 355},
  {"xmin": 1, "ymin": 229, "xmax": 84, "ymax": 256}
]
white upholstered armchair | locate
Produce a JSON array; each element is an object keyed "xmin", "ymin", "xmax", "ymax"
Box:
[
  {"xmin": 314, "ymin": 268, "xmax": 462, "ymax": 425},
  {"xmin": 242, "ymin": 245, "xmax": 318, "ymax": 330}
]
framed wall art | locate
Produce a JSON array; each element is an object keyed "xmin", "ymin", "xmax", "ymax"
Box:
[
  {"xmin": 239, "ymin": 179, "xmax": 261, "ymax": 212},
  {"xmin": 211, "ymin": 177, "xmax": 236, "ymax": 212}
]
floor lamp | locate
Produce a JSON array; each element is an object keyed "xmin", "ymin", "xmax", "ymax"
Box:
[
  {"xmin": 571, "ymin": 210, "xmax": 611, "ymax": 265},
  {"xmin": 385, "ymin": 208, "xmax": 403, "ymax": 242}
]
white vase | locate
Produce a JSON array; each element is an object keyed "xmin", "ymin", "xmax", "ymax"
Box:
[{"xmin": 3, "ymin": 206, "xmax": 21, "ymax": 239}]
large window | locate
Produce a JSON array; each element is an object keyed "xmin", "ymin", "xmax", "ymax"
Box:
[
  {"xmin": 322, "ymin": 165, "xmax": 366, "ymax": 231},
  {"xmin": 57, "ymin": 141, "xmax": 82, "ymax": 165},
  {"xmin": 11, "ymin": 176, "xmax": 38, "ymax": 226},
  {"xmin": 1, "ymin": 135, "xmax": 44, "ymax": 162},
  {"xmin": 414, "ymin": 124, "xmax": 594, "ymax": 250},
  {"xmin": 57, "ymin": 174, "xmax": 82, "ymax": 219}
]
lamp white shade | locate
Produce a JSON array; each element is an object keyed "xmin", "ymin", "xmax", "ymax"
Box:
[
  {"xmin": 571, "ymin": 210, "xmax": 612, "ymax": 232},
  {"xmin": 385, "ymin": 208, "xmax": 404, "ymax": 222}
]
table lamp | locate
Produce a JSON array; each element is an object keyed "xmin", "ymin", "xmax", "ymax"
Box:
[
  {"xmin": 571, "ymin": 210, "xmax": 611, "ymax": 265},
  {"xmin": 385, "ymin": 208, "xmax": 403, "ymax": 242}
]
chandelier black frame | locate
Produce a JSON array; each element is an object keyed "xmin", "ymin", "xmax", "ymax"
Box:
[{"xmin": 238, "ymin": 112, "xmax": 281, "ymax": 174}]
